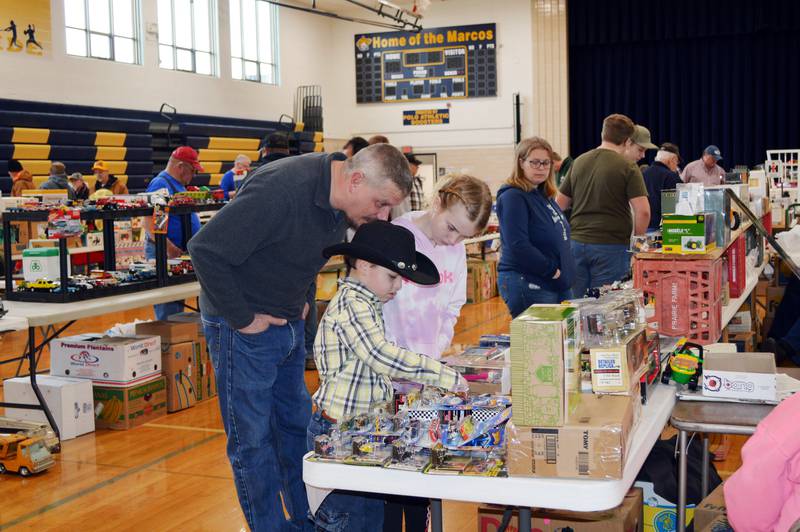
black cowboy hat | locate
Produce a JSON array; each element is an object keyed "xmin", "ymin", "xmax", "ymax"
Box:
[{"xmin": 323, "ymin": 220, "xmax": 439, "ymax": 286}]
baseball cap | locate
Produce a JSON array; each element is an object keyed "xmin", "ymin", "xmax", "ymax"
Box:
[
  {"xmin": 405, "ymin": 153, "xmax": 422, "ymax": 166},
  {"xmin": 704, "ymin": 145, "xmax": 723, "ymax": 161},
  {"xmin": 264, "ymin": 132, "xmax": 289, "ymax": 150},
  {"xmin": 631, "ymin": 125, "xmax": 658, "ymax": 150},
  {"xmin": 660, "ymin": 142, "xmax": 681, "ymax": 162},
  {"xmin": 171, "ymin": 146, "xmax": 204, "ymax": 171},
  {"xmin": 68, "ymin": 172, "xmax": 83, "ymax": 182},
  {"xmin": 92, "ymin": 160, "xmax": 109, "ymax": 172},
  {"xmin": 8, "ymin": 159, "xmax": 23, "ymax": 173}
]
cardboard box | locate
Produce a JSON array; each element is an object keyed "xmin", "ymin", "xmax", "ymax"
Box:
[
  {"xmin": 50, "ymin": 334, "xmax": 161, "ymax": 386},
  {"xmin": 702, "ymin": 352, "xmax": 776, "ymax": 401},
  {"xmin": 694, "ymin": 483, "xmax": 728, "ymax": 532},
  {"xmin": 13, "ymin": 221, "xmax": 31, "ymax": 246},
  {"xmin": 510, "ymin": 305, "xmax": 581, "ymax": 427},
  {"xmin": 3, "ymin": 374, "xmax": 95, "ymax": 440},
  {"xmin": 662, "ymin": 213, "xmax": 717, "ymax": 254},
  {"xmin": 136, "ymin": 321, "xmax": 198, "ymax": 412},
  {"xmin": 166, "ymin": 313, "xmax": 217, "ymax": 400},
  {"xmin": 86, "ymin": 231, "xmax": 103, "ymax": 248},
  {"xmin": 477, "ymin": 487, "xmax": 643, "ymax": 532},
  {"xmin": 508, "ymin": 393, "xmax": 635, "ymax": 479},
  {"xmin": 32, "ymin": 221, "xmax": 48, "ymax": 240},
  {"xmin": 93, "ymin": 376, "xmax": 167, "ymax": 430},
  {"xmin": 766, "ymin": 286, "xmax": 785, "ymax": 316},
  {"xmin": 467, "ymin": 259, "xmax": 497, "ymax": 304},
  {"xmin": 590, "ymin": 327, "xmax": 648, "ymax": 394},
  {"xmin": 727, "ymin": 311, "xmax": 752, "ymax": 333},
  {"xmin": 636, "ymin": 480, "xmax": 696, "ymax": 531},
  {"xmin": 22, "ymin": 247, "xmax": 71, "ymax": 282}
]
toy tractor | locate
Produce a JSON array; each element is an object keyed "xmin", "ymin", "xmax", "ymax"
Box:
[{"xmin": 661, "ymin": 338, "xmax": 704, "ymax": 390}]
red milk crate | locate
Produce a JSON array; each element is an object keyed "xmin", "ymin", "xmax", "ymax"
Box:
[
  {"xmin": 725, "ymin": 234, "xmax": 746, "ymax": 298},
  {"xmin": 634, "ymin": 257, "xmax": 723, "ymax": 345},
  {"xmin": 761, "ymin": 212, "xmax": 772, "ymax": 235}
]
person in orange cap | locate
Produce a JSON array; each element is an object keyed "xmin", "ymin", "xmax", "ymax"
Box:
[{"xmin": 93, "ymin": 160, "xmax": 128, "ymax": 195}]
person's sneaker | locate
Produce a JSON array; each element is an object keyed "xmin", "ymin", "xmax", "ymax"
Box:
[{"xmin": 305, "ymin": 358, "xmax": 317, "ymax": 371}]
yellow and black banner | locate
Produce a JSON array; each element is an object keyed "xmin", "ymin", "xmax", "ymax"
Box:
[
  {"xmin": 403, "ymin": 109, "xmax": 451, "ymax": 126},
  {"xmin": 0, "ymin": 0, "xmax": 50, "ymax": 56}
]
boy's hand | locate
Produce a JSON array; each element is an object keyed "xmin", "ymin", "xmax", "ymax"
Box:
[{"xmin": 453, "ymin": 374, "xmax": 469, "ymax": 393}]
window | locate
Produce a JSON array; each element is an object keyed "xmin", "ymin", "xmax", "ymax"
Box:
[
  {"xmin": 65, "ymin": 0, "xmax": 140, "ymax": 63},
  {"xmin": 157, "ymin": 0, "xmax": 216, "ymax": 76},
  {"xmin": 230, "ymin": 0, "xmax": 279, "ymax": 84}
]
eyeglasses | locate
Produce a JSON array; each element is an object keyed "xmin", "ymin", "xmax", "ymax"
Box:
[{"xmin": 521, "ymin": 158, "xmax": 552, "ymax": 169}]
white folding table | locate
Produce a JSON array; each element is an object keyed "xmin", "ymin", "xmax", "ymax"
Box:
[{"xmin": 304, "ymin": 385, "xmax": 676, "ymax": 531}]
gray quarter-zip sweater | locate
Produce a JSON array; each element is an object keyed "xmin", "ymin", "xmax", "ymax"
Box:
[{"xmin": 188, "ymin": 152, "xmax": 348, "ymax": 329}]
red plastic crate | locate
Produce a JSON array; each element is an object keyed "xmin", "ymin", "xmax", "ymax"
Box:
[
  {"xmin": 634, "ymin": 257, "xmax": 723, "ymax": 345},
  {"xmin": 725, "ymin": 234, "xmax": 746, "ymax": 298},
  {"xmin": 761, "ymin": 212, "xmax": 772, "ymax": 235}
]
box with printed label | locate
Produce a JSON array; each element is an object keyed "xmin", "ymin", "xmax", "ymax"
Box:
[
  {"xmin": 702, "ymin": 352, "xmax": 776, "ymax": 401},
  {"xmin": 136, "ymin": 320, "xmax": 198, "ymax": 412},
  {"xmin": 93, "ymin": 376, "xmax": 167, "ymax": 430},
  {"xmin": 507, "ymin": 393, "xmax": 635, "ymax": 480},
  {"xmin": 694, "ymin": 483, "xmax": 728, "ymax": 532},
  {"xmin": 662, "ymin": 214, "xmax": 717, "ymax": 254},
  {"xmin": 590, "ymin": 327, "xmax": 648, "ymax": 394},
  {"xmin": 477, "ymin": 487, "xmax": 643, "ymax": 532},
  {"xmin": 466, "ymin": 260, "xmax": 497, "ymax": 304},
  {"xmin": 50, "ymin": 334, "xmax": 161, "ymax": 386},
  {"xmin": 510, "ymin": 304, "xmax": 581, "ymax": 427},
  {"xmin": 4, "ymin": 374, "xmax": 95, "ymax": 440},
  {"xmin": 166, "ymin": 313, "xmax": 217, "ymax": 400}
]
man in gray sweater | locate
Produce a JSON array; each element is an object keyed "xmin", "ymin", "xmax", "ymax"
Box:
[
  {"xmin": 39, "ymin": 162, "xmax": 76, "ymax": 200},
  {"xmin": 188, "ymin": 143, "xmax": 412, "ymax": 532}
]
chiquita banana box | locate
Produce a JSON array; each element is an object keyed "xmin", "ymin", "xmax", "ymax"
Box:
[{"xmin": 93, "ymin": 376, "xmax": 166, "ymax": 430}]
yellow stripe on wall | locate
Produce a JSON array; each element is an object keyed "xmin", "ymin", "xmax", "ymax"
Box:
[
  {"xmin": 13, "ymin": 144, "xmax": 51, "ymax": 159},
  {"xmin": 294, "ymin": 122, "xmax": 305, "ymax": 132},
  {"xmin": 313, "ymin": 132, "xmax": 324, "ymax": 142},
  {"xmin": 207, "ymin": 137, "xmax": 260, "ymax": 150},
  {"xmin": 21, "ymin": 160, "xmax": 53, "ymax": 174},
  {"xmin": 95, "ymin": 132, "xmax": 127, "ymax": 146},
  {"xmin": 198, "ymin": 149, "xmax": 259, "ymax": 162},
  {"xmin": 12, "ymin": 127, "xmax": 50, "ymax": 144},
  {"xmin": 208, "ymin": 173, "xmax": 224, "ymax": 186},
  {"xmin": 95, "ymin": 146, "xmax": 127, "ymax": 160},
  {"xmin": 313, "ymin": 142, "xmax": 324, "ymax": 152},
  {"xmin": 105, "ymin": 161, "xmax": 128, "ymax": 174},
  {"xmin": 200, "ymin": 162, "xmax": 223, "ymax": 173}
]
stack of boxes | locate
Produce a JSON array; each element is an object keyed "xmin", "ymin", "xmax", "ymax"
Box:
[
  {"xmin": 507, "ymin": 299, "xmax": 648, "ymax": 481},
  {"xmin": 136, "ymin": 321, "xmax": 200, "ymax": 412},
  {"xmin": 166, "ymin": 312, "xmax": 217, "ymax": 403}
]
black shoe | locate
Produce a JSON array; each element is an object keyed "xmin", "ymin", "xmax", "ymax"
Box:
[
  {"xmin": 761, "ymin": 337, "xmax": 789, "ymax": 365},
  {"xmin": 305, "ymin": 358, "xmax": 317, "ymax": 371}
]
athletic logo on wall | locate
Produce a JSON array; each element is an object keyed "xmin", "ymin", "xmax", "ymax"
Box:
[
  {"xmin": 0, "ymin": 0, "xmax": 50, "ymax": 56},
  {"xmin": 354, "ymin": 23, "xmax": 496, "ymax": 104}
]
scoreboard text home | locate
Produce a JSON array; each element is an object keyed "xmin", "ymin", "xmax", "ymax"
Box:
[{"xmin": 354, "ymin": 23, "xmax": 497, "ymax": 104}]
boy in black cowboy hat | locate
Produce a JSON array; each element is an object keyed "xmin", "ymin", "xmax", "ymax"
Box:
[{"xmin": 308, "ymin": 220, "xmax": 468, "ymax": 531}]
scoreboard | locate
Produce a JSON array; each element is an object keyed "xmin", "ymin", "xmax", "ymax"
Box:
[{"xmin": 354, "ymin": 23, "xmax": 497, "ymax": 104}]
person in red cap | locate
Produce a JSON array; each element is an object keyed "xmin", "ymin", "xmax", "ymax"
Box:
[{"xmin": 145, "ymin": 146, "xmax": 204, "ymax": 320}]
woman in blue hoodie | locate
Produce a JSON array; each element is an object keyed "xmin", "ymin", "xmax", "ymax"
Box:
[{"xmin": 496, "ymin": 137, "xmax": 575, "ymax": 317}]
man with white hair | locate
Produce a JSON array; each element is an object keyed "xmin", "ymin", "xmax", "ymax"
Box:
[
  {"xmin": 219, "ymin": 154, "xmax": 252, "ymax": 200},
  {"xmin": 188, "ymin": 144, "xmax": 413, "ymax": 532},
  {"xmin": 642, "ymin": 142, "xmax": 682, "ymax": 230}
]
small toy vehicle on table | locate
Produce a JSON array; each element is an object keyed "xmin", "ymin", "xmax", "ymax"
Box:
[{"xmin": 661, "ymin": 338, "xmax": 704, "ymax": 390}]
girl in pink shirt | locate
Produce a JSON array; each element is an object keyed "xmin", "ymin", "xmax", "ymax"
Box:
[
  {"xmin": 382, "ymin": 174, "xmax": 492, "ymax": 532},
  {"xmin": 724, "ymin": 390, "xmax": 800, "ymax": 531}
]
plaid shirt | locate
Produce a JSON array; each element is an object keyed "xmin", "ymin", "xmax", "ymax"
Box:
[
  {"xmin": 409, "ymin": 176, "xmax": 426, "ymax": 211},
  {"xmin": 312, "ymin": 278, "xmax": 459, "ymax": 420}
]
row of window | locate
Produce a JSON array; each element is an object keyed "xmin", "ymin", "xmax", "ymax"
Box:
[{"xmin": 64, "ymin": 0, "xmax": 278, "ymax": 84}]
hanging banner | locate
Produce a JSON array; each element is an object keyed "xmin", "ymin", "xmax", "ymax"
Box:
[
  {"xmin": 0, "ymin": 0, "xmax": 50, "ymax": 57},
  {"xmin": 403, "ymin": 109, "xmax": 451, "ymax": 126},
  {"xmin": 355, "ymin": 23, "xmax": 497, "ymax": 104}
]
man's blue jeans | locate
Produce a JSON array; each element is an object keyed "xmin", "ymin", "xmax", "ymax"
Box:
[
  {"xmin": 307, "ymin": 410, "xmax": 385, "ymax": 531},
  {"xmin": 203, "ymin": 314, "xmax": 312, "ymax": 532},
  {"xmin": 145, "ymin": 240, "xmax": 184, "ymax": 320},
  {"xmin": 497, "ymin": 270, "xmax": 572, "ymax": 318},
  {"xmin": 570, "ymin": 241, "xmax": 632, "ymax": 298}
]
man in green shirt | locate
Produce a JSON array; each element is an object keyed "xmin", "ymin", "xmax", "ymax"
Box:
[{"xmin": 556, "ymin": 114, "xmax": 650, "ymax": 297}]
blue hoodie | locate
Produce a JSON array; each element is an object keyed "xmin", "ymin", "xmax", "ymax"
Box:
[{"xmin": 496, "ymin": 184, "xmax": 575, "ymax": 292}]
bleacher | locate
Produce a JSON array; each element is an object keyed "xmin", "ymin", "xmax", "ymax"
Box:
[{"xmin": 0, "ymin": 99, "xmax": 324, "ymax": 194}]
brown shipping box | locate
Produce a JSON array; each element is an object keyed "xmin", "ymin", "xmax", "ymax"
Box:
[
  {"xmin": 477, "ymin": 487, "xmax": 644, "ymax": 532},
  {"xmin": 694, "ymin": 483, "xmax": 728, "ymax": 532},
  {"xmin": 136, "ymin": 321, "xmax": 198, "ymax": 411},
  {"xmin": 508, "ymin": 393, "xmax": 636, "ymax": 480},
  {"xmin": 163, "ymin": 314, "xmax": 217, "ymax": 401},
  {"xmin": 93, "ymin": 376, "xmax": 167, "ymax": 430}
]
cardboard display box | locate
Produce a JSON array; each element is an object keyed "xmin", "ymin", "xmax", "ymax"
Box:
[
  {"xmin": 694, "ymin": 483, "xmax": 728, "ymax": 532},
  {"xmin": 636, "ymin": 480, "xmax": 696, "ymax": 532},
  {"xmin": 50, "ymin": 334, "xmax": 161, "ymax": 386},
  {"xmin": 590, "ymin": 327, "xmax": 648, "ymax": 394},
  {"xmin": 662, "ymin": 213, "xmax": 717, "ymax": 254},
  {"xmin": 166, "ymin": 313, "xmax": 217, "ymax": 400},
  {"xmin": 508, "ymin": 393, "xmax": 636, "ymax": 480},
  {"xmin": 467, "ymin": 259, "xmax": 497, "ymax": 304},
  {"xmin": 136, "ymin": 321, "xmax": 198, "ymax": 412},
  {"xmin": 510, "ymin": 305, "xmax": 581, "ymax": 427},
  {"xmin": 4, "ymin": 374, "xmax": 95, "ymax": 440},
  {"xmin": 93, "ymin": 375, "xmax": 167, "ymax": 430},
  {"xmin": 477, "ymin": 487, "xmax": 643, "ymax": 532},
  {"xmin": 702, "ymin": 352, "xmax": 776, "ymax": 402}
]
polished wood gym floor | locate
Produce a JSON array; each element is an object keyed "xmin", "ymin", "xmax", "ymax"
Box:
[{"xmin": 0, "ymin": 297, "xmax": 746, "ymax": 531}]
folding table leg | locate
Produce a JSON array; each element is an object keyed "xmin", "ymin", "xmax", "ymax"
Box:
[
  {"xmin": 518, "ymin": 507, "xmax": 532, "ymax": 532},
  {"xmin": 678, "ymin": 430, "xmax": 688, "ymax": 531},
  {"xmin": 430, "ymin": 498, "xmax": 443, "ymax": 532},
  {"xmin": 702, "ymin": 435, "xmax": 710, "ymax": 497}
]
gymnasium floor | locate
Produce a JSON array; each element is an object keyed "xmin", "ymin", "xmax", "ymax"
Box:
[{"xmin": 0, "ymin": 297, "xmax": 744, "ymax": 530}]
